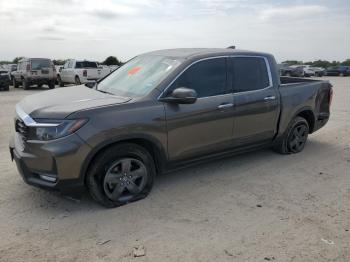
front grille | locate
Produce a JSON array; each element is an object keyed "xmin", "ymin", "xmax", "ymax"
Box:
[{"xmin": 15, "ymin": 118, "xmax": 29, "ymax": 141}]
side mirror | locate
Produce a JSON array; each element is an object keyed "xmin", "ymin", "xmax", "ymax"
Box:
[
  {"xmin": 159, "ymin": 87, "xmax": 197, "ymax": 104},
  {"xmin": 85, "ymin": 81, "xmax": 96, "ymax": 88}
]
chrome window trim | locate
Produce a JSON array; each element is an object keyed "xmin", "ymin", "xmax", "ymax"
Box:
[
  {"xmin": 16, "ymin": 105, "xmax": 59, "ymax": 127},
  {"xmin": 157, "ymin": 55, "xmax": 274, "ymax": 100}
]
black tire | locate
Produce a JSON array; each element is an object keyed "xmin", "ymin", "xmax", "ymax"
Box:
[
  {"xmin": 57, "ymin": 75, "xmax": 64, "ymax": 87},
  {"xmin": 340, "ymin": 72, "xmax": 345, "ymax": 77},
  {"xmin": 13, "ymin": 78, "xmax": 19, "ymax": 88},
  {"xmin": 48, "ymin": 81, "xmax": 55, "ymax": 89},
  {"xmin": 86, "ymin": 143, "xmax": 156, "ymax": 208},
  {"xmin": 75, "ymin": 76, "xmax": 81, "ymax": 85},
  {"xmin": 22, "ymin": 78, "xmax": 29, "ymax": 90},
  {"xmin": 273, "ymin": 116, "xmax": 309, "ymax": 154}
]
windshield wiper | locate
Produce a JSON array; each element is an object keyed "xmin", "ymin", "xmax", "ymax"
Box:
[{"xmin": 97, "ymin": 89, "xmax": 115, "ymax": 95}]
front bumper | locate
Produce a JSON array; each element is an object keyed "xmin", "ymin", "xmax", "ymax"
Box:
[{"xmin": 9, "ymin": 132, "xmax": 91, "ymax": 196}]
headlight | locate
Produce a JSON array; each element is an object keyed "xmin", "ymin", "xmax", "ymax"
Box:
[{"xmin": 29, "ymin": 119, "xmax": 88, "ymax": 141}]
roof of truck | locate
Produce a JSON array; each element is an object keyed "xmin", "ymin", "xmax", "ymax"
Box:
[{"xmin": 144, "ymin": 48, "xmax": 271, "ymax": 59}]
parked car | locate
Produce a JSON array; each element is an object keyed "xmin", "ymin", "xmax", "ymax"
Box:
[
  {"xmin": 10, "ymin": 48, "xmax": 332, "ymax": 207},
  {"xmin": 54, "ymin": 65, "xmax": 64, "ymax": 84},
  {"xmin": 279, "ymin": 65, "xmax": 304, "ymax": 77},
  {"xmin": 0, "ymin": 67, "xmax": 10, "ymax": 91},
  {"xmin": 5, "ymin": 64, "xmax": 18, "ymax": 81},
  {"xmin": 12, "ymin": 58, "xmax": 56, "ymax": 89},
  {"xmin": 57, "ymin": 59, "xmax": 110, "ymax": 86},
  {"xmin": 325, "ymin": 66, "xmax": 350, "ymax": 76},
  {"xmin": 309, "ymin": 66, "xmax": 325, "ymax": 77},
  {"xmin": 109, "ymin": 65, "xmax": 119, "ymax": 72},
  {"xmin": 298, "ymin": 65, "xmax": 315, "ymax": 77}
]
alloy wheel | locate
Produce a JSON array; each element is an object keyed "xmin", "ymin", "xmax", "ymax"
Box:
[
  {"xmin": 103, "ymin": 158, "xmax": 148, "ymax": 202},
  {"xmin": 288, "ymin": 124, "xmax": 308, "ymax": 153}
]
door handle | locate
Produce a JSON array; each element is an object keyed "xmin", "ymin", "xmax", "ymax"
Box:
[
  {"xmin": 264, "ymin": 96, "xmax": 276, "ymax": 101},
  {"xmin": 217, "ymin": 103, "xmax": 234, "ymax": 109}
]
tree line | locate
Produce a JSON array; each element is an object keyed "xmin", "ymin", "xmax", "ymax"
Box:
[
  {"xmin": 282, "ymin": 59, "xmax": 350, "ymax": 68},
  {"xmin": 0, "ymin": 56, "xmax": 122, "ymax": 66},
  {"xmin": 1, "ymin": 56, "xmax": 350, "ymax": 69}
]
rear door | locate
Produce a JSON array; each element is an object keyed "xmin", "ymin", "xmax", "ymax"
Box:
[
  {"xmin": 230, "ymin": 56, "xmax": 279, "ymax": 146},
  {"xmin": 30, "ymin": 59, "xmax": 51, "ymax": 78},
  {"xmin": 164, "ymin": 57, "xmax": 235, "ymax": 161}
]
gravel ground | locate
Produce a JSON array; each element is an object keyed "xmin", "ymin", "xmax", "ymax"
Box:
[{"xmin": 0, "ymin": 77, "xmax": 349, "ymax": 262}]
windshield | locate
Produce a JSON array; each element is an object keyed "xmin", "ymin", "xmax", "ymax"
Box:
[
  {"xmin": 31, "ymin": 59, "xmax": 51, "ymax": 70},
  {"xmin": 97, "ymin": 55, "xmax": 182, "ymax": 97},
  {"xmin": 76, "ymin": 61, "xmax": 97, "ymax": 68}
]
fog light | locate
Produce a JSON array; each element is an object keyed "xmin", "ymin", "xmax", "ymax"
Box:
[{"xmin": 39, "ymin": 174, "xmax": 57, "ymax": 183}]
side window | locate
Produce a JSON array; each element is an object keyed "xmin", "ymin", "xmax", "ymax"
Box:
[
  {"xmin": 68, "ymin": 61, "xmax": 73, "ymax": 68},
  {"xmin": 63, "ymin": 61, "xmax": 69, "ymax": 69},
  {"xmin": 231, "ymin": 57, "xmax": 270, "ymax": 92},
  {"xmin": 171, "ymin": 58, "xmax": 227, "ymax": 98}
]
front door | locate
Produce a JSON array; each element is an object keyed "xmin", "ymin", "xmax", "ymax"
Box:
[{"xmin": 163, "ymin": 57, "xmax": 235, "ymax": 161}]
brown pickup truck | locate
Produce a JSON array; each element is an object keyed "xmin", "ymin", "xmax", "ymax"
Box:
[{"xmin": 10, "ymin": 48, "xmax": 332, "ymax": 207}]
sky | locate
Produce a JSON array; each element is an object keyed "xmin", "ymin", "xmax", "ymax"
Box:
[{"xmin": 0, "ymin": 0, "xmax": 349, "ymax": 63}]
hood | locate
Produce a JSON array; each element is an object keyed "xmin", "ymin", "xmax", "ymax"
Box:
[{"xmin": 18, "ymin": 85, "xmax": 131, "ymax": 119}]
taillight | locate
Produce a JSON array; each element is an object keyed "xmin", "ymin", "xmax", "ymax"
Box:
[
  {"xmin": 26, "ymin": 64, "xmax": 31, "ymax": 71},
  {"xmin": 329, "ymin": 87, "xmax": 333, "ymax": 107},
  {"xmin": 83, "ymin": 70, "xmax": 87, "ymax": 77}
]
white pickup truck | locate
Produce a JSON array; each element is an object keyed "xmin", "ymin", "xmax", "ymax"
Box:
[{"xmin": 57, "ymin": 59, "xmax": 111, "ymax": 86}]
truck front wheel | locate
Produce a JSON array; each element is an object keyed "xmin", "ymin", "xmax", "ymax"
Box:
[
  {"xmin": 273, "ymin": 116, "xmax": 309, "ymax": 154},
  {"xmin": 86, "ymin": 143, "xmax": 155, "ymax": 208}
]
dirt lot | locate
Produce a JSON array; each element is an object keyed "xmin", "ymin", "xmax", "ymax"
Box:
[{"xmin": 0, "ymin": 77, "xmax": 349, "ymax": 262}]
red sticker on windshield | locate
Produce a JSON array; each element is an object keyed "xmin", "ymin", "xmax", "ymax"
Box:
[{"xmin": 128, "ymin": 66, "xmax": 141, "ymax": 75}]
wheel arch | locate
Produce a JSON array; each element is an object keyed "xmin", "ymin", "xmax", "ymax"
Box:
[
  {"xmin": 80, "ymin": 136, "xmax": 167, "ymax": 185},
  {"xmin": 295, "ymin": 108, "xmax": 315, "ymax": 133}
]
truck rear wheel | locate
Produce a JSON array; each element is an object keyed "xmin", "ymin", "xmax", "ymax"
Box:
[
  {"xmin": 75, "ymin": 76, "xmax": 81, "ymax": 85},
  {"xmin": 48, "ymin": 81, "xmax": 55, "ymax": 89},
  {"xmin": 57, "ymin": 75, "xmax": 64, "ymax": 87},
  {"xmin": 22, "ymin": 79, "xmax": 29, "ymax": 90},
  {"xmin": 13, "ymin": 78, "xmax": 19, "ymax": 88},
  {"xmin": 273, "ymin": 116, "xmax": 309, "ymax": 154},
  {"xmin": 86, "ymin": 143, "xmax": 155, "ymax": 208}
]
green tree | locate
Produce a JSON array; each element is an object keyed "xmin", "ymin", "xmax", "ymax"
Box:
[
  {"xmin": 12, "ymin": 57, "xmax": 24, "ymax": 64},
  {"xmin": 281, "ymin": 60, "xmax": 303, "ymax": 65},
  {"xmin": 52, "ymin": 59, "xmax": 67, "ymax": 65},
  {"xmin": 310, "ymin": 60, "xmax": 332, "ymax": 68},
  {"xmin": 102, "ymin": 56, "xmax": 121, "ymax": 66},
  {"xmin": 341, "ymin": 59, "xmax": 350, "ymax": 66}
]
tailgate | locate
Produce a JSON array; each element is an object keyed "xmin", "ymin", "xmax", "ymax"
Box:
[{"xmin": 85, "ymin": 69, "xmax": 100, "ymax": 79}]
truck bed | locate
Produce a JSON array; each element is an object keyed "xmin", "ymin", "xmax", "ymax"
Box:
[{"xmin": 277, "ymin": 76, "xmax": 332, "ymax": 137}]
